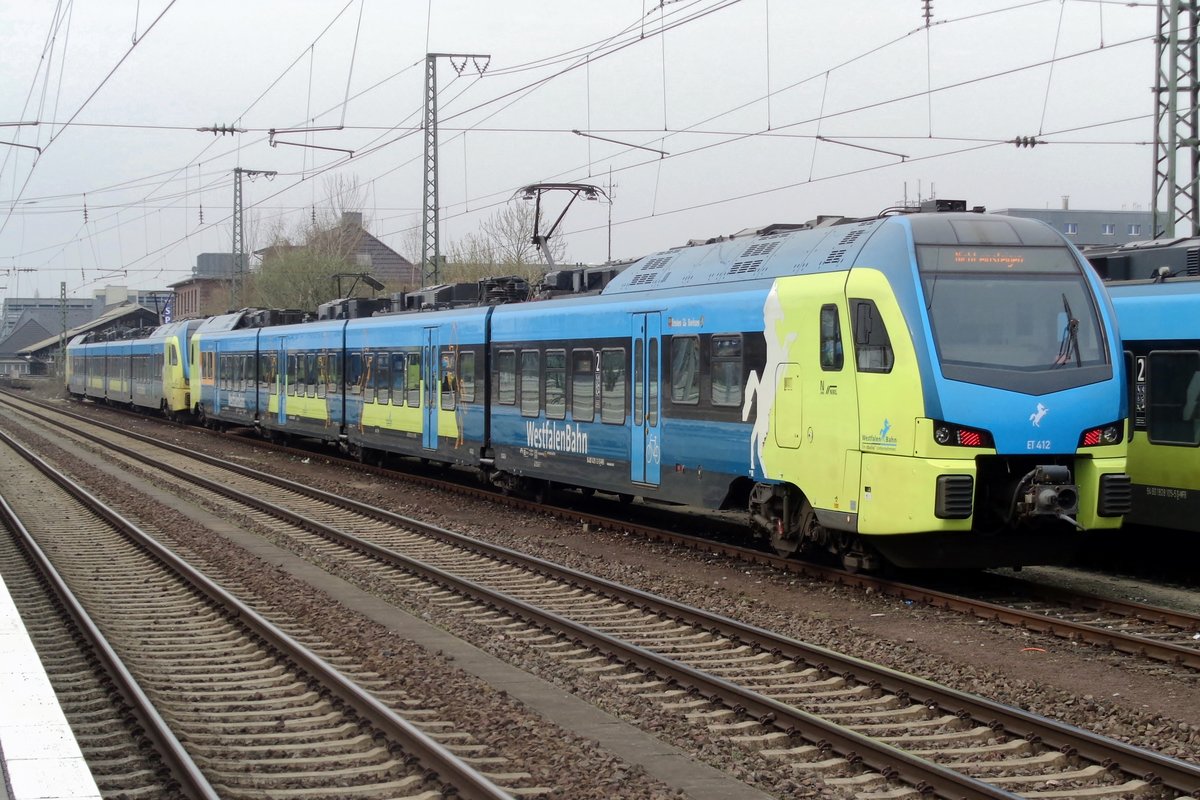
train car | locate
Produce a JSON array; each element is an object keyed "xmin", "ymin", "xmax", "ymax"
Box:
[
  {"xmin": 66, "ymin": 334, "xmax": 99, "ymax": 399},
  {"xmin": 154, "ymin": 319, "xmax": 203, "ymax": 419},
  {"xmin": 257, "ymin": 318, "xmax": 347, "ymax": 445},
  {"xmin": 488, "ymin": 211, "xmax": 1131, "ymax": 569},
  {"xmin": 341, "ymin": 306, "xmax": 491, "ymax": 465},
  {"xmin": 1106, "ymin": 277, "xmax": 1200, "ymax": 532},
  {"xmin": 191, "ymin": 312, "xmax": 264, "ymax": 430},
  {"xmin": 67, "ymin": 321, "xmax": 200, "ymax": 418}
]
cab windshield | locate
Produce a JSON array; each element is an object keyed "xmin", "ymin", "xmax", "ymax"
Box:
[{"xmin": 916, "ymin": 245, "xmax": 1110, "ymax": 393}]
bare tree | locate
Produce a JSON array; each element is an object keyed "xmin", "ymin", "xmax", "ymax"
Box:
[
  {"xmin": 246, "ymin": 176, "xmax": 371, "ymax": 311},
  {"xmin": 443, "ymin": 203, "xmax": 567, "ymax": 284}
]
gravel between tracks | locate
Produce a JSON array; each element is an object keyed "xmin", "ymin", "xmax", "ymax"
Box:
[{"xmin": 32, "ymin": 394, "xmax": 1200, "ymax": 781}]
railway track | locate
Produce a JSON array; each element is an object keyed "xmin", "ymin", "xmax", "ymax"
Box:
[
  {"xmin": 0, "ymin": 424, "xmax": 520, "ymax": 800},
  {"xmin": 42, "ymin": 392, "xmax": 1200, "ymax": 672},
  {"xmin": 5, "ymin": 394, "xmax": 1199, "ymax": 798},
  {"xmin": 0, "ymin": 498, "xmax": 205, "ymax": 799}
]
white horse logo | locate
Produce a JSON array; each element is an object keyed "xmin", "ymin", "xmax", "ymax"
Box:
[{"xmin": 1029, "ymin": 403, "xmax": 1048, "ymax": 427}]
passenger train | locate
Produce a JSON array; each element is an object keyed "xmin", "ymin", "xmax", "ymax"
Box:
[
  {"xmin": 1090, "ymin": 236, "xmax": 1200, "ymax": 534},
  {"xmin": 67, "ymin": 209, "xmax": 1133, "ymax": 570}
]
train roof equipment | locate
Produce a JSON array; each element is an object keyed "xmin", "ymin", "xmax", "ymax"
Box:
[
  {"xmin": 601, "ymin": 210, "xmax": 1060, "ymax": 296},
  {"xmin": 1084, "ymin": 235, "xmax": 1200, "ymax": 281}
]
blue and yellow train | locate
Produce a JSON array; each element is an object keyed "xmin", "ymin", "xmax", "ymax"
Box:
[
  {"xmin": 67, "ymin": 209, "xmax": 1133, "ymax": 569},
  {"xmin": 1106, "ymin": 276, "xmax": 1200, "ymax": 534}
]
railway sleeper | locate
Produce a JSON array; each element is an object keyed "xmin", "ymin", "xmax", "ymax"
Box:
[
  {"xmin": 879, "ymin": 724, "xmax": 995, "ymax": 746},
  {"xmin": 947, "ymin": 750, "xmax": 1069, "ymax": 774}
]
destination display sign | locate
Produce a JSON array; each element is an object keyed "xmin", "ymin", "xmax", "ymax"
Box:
[{"xmin": 916, "ymin": 245, "xmax": 1079, "ymax": 273}]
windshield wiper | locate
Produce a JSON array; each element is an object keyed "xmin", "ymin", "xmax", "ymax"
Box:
[{"xmin": 1054, "ymin": 293, "xmax": 1081, "ymax": 368}]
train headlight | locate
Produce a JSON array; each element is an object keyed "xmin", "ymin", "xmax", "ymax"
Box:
[
  {"xmin": 934, "ymin": 424, "xmax": 952, "ymax": 445},
  {"xmin": 1079, "ymin": 421, "xmax": 1124, "ymax": 447},
  {"xmin": 931, "ymin": 420, "xmax": 993, "ymax": 448}
]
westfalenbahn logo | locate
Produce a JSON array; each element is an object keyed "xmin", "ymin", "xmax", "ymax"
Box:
[
  {"xmin": 861, "ymin": 418, "xmax": 898, "ymax": 449},
  {"xmin": 526, "ymin": 420, "xmax": 590, "ymax": 454}
]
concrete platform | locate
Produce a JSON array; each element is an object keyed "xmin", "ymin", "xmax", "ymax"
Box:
[{"xmin": 0, "ymin": 572, "xmax": 100, "ymax": 800}]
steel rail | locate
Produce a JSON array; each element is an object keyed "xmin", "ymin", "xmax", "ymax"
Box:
[
  {"xmin": 10, "ymin": 393, "xmax": 1200, "ymax": 793},
  {"xmin": 0, "ymin": 426, "xmax": 515, "ymax": 800},
  {"xmin": 38, "ymin": 392, "xmax": 1200, "ymax": 670},
  {"xmin": 0, "ymin": 478, "xmax": 220, "ymax": 800}
]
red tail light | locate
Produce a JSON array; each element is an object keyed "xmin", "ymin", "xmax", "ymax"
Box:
[
  {"xmin": 933, "ymin": 421, "xmax": 993, "ymax": 448},
  {"xmin": 1078, "ymin": 421, "xmax": 1123, "ymax": 448}
]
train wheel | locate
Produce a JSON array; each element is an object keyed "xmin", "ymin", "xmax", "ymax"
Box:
[{"xmin": 770, "ymin": 498, "xmax": 816, "ymax": 557}]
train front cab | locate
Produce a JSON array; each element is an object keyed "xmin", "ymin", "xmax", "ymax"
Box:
[
  {"xmin": 754, "ymin": 216, "xmax": 1130, "ymax": 569},
  {"xmin": 158, "ymin": 320, "xmax": 200, "ymax": 417},
  {"xmin": 65, "ymin": 336, "xmax": 89, "ymax": 397},
  {"xmin": 1108, "ymin": 279, "xmax": 1200, "ymax": 532}
]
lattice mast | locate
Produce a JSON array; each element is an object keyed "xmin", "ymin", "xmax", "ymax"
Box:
[
  {"xmin": 421, "ymin": 53, "xmax": 489, "ymax": 286},
  {"xmin": 1153, "ymin": 0, "xmax": 1200, "ymax": 238},
  {"xmin": 231, "ymin": 167, "xmax": 276, "ymax": 310}
]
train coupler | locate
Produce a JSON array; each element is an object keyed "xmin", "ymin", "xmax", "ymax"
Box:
[{"xmin": 1014, "ymin": 465, "xmax": 1081, "ymax": 528}]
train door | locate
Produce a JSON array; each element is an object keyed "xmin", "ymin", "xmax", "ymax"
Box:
[
  {"xmin": 422, "ymin": 327, "xmax": 439, "ymax": 450},
  {"xmin": 272, "ymin": 338, "xmax": 287, "ymax": 425},
  {"xmin": 631, "ymin": 312, "xmax": 662, "ymax": 486}
]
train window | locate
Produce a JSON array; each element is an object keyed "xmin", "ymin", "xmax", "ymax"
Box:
[
  {"xmin": 711, "ymin": 335, "xmax": 743, "ymax": 406},
  {"xmin": 316, "ymin": 353, "xmax": 329, "ymax": 399},
  {"xmin": 286, "ymin": 354, "xmax": 297, "ymax": 395},
  {"xmin": 670, "ymin": 336, "xmax": 700, "ymax": 404},
  {"xmin": 407, "ymin": 353, "xmax": 421, "ymax": 407},
  {"xmin": 330, "ymin": 352, "xmax": 342, "ymax": 391},
  {"xmin": 545, "ymin": 350, "xmax": 566, "ymax": 419},
  {"xmin": 347, "ymin": 352, "xmax": 363, "ymax": 395},
  {"xmin": 820, "ymin": 305, "xmax": 844, "ymax": 370},
  {"xmin": 634, "ymin": 339, "xmax": 644, "ymax": 426},
  {"xmin": 572, "ymin": 349, "xmax": 595, "ymax": 422},
  {"xmin": 648, "ymin": 340, "xmax": 658, "ymax": 426},
  {"xmin": 601, "ymin": 348, "xmax": 626, "ymax": 424},
  {"xmin": 520, "ymin": 350, "xmax": 540, "ymax": 416},
  {"xmin": 497, "ymin": 350, "xmax": 516, "ymax": 405},
  {"xmin": 306, "ymin": 353, "xmax": 318, "ymax": 398},
  {"xmin": 441, "ymin": 351, "xmax": 457, "ymax": 410},
  {"xmin": 392, "ymin": 354, "xmax": 406, "ymax": 398},
  {"xmin": 460, "ymin": 352, "xmax": 476, "ymax": 403},
  {"xmin": 169, "ymin": 344, "xmax": 178, "ymax": 367},
  {"xmin": 850, "ymin": 299, "xmax": 894, "ymax": 373},
  {"xmin": 376, "ymin": 353, "xmax": 390, "ymax": 404},
  {"xmin": 363, "ymin": 353, "xmax": 375, "ymax": 402},
  {"xmin": 1147, "ymin": 350, "xmax": 1200, "ymax": 446}
]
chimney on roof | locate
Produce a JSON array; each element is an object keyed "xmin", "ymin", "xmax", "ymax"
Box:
[
  {"xmin": 1061, "ymin": 195, "xmax": 1070, "ymax": 210},
  {"xmin": 341, "ymin": 211, "xmax": 363, "ymax": 229}
]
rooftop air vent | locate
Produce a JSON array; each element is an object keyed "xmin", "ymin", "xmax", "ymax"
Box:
[{"xmin": 822, "ymin": 248, "xmax": 848, "ymax": 265}]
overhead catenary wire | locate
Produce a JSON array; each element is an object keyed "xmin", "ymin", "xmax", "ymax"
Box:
[{"xmin": 2, "ymin": 0, "xmax": 1157, "ymax": 295}]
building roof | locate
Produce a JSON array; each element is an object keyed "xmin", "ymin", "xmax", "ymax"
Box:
[
  {"xmin": 18, "ymin": 302, "xmax": 161, "ymax": 358},
  {"xmin": 0, "ymin": 308, "xmax": 93, "ymax": 356},
  {"xmin": 256, "ymin": 212, "xmax": 420, "ymax": 289},
  {"xmin": 168, "ymin": 274, "xmax": 232, "ymax": 289}
]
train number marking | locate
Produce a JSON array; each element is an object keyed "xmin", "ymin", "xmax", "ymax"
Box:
[{"xmin": 1026, "ymin": 439, "xmax": 1052, "ymax": 450}]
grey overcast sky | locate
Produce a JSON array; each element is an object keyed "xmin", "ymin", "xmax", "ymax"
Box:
[{"xmin": 0, "ymin": 0, "xmax": 1157, "ymax": 301}]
